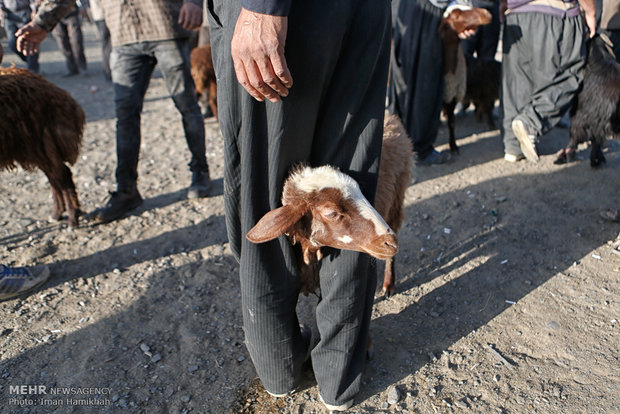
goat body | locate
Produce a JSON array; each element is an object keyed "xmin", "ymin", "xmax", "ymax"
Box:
[
  {"xmin": 463, "ymin": 55, "xmax": 500, "ymax": 130},
  {"xmin": 190, "ymin": 44, "xmax": 218, "ymax": 120},
  {"xmin": 554, "ymin": 34, "xmax": 620, "ymax": 168},
  {"xmin": 0, "ymin": 67, "xmax": 84, "ymax": 228},
  {"xmin": 439, "ymin": 6, "xmax": 492, "ymax": 153},
  {"xmin": 246, "ymin": 114, "xmax": 413, "ymax": 296}
]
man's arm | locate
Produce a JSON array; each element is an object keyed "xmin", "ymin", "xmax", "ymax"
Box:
[
  {"xmin": 230, "ymin": 2, "xmax": 293, "ymax": 103},
  {"xmin": 15, "ymin": 0, "xmax": 77, "ymax": 56},
  {"xmin": 578, "ymin": 0, "xmax": 597, "ymax": 37}
]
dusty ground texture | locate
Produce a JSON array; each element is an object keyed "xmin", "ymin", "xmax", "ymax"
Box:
[{"xmin": 1, "ymin": 23, "xmax": 619, "ymax": 414}]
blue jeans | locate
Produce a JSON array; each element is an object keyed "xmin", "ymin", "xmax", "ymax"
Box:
[
  {"xmin": 4, "ymin": 9, "xmax": 39, "ymax": 72},
  {"xmin": 110, "ymin": 39, "xmax": 207, "ymax": 192}
]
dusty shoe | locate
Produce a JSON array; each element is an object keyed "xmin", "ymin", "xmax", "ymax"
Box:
[
  {"xmin": 319, "ymin": 394, "xmax": 353, "ymax": 412},
  {"xmin": 512, "ymin": 119, "xmax": 539, "ymax": 162},
  {"xmin": 94, "ymin": 189, "xmax": 143, "ymax": 223},
  {"xmin": 0, "ymin": 264, "xmax": 51, "ymax": 300},
  {"xmin": 188, "ymin": 170, "xmax": 212, "ymax": 199},
  {"xmin": 504, "ymin": 153, "xmax": 525, "ymax": 163}
]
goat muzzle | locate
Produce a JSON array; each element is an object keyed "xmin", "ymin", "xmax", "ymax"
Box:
[{"xmin": 364, "ymin": 233, "xmax": 398, "ymax": 260}]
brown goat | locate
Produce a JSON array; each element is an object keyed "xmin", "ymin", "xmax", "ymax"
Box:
[
  {"xmin": 439, "ymin": 6, "xmax": 492, "ymax": 153},
  {"xmin": 190, "ymin": 44, "xmax": 218, "ymax": 120},
  {"xmin": 0, "ymin": 67, "xmax": 85, "ymax": 228},
  {"xmin": 246, "ymin": 114, "xmax": 413, "ymax": 297}
]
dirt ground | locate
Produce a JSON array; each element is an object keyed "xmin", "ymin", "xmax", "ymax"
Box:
[{"xmin": 1, "ymin": 22, "xmax": 619, "ymax": 414}]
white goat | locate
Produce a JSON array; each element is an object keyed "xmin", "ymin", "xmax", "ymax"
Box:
[{"xmin": 246, "ymin": 114, "xmax": 412, "ymax": 296}]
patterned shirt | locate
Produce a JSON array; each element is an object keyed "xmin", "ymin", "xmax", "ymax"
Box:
[{"xmin": 34, "ymin": 0, "xmax": 202, "ymax": 46}]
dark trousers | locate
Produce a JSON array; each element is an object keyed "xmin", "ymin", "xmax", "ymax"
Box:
[
  {"xmin": 52, "ymin": 8, "xmax": 87, "ymax": 74},
  {"xmin": 501, "ymin": 12, "xmax": 586, "ymax": 155},
  {"xmin": 4, "ymin": 9, "xmax": 39, "ymax": 72},
  {"xmin": 111, "ymin": 39, "xmax": 207, "ymax": 192},
  {"xmin": 208, "ymin": 0, "xmax": 391, "ymax": 406},
  {"xmin": 388, "ymin": 0, "xmax": 444, "ymax": 159}
]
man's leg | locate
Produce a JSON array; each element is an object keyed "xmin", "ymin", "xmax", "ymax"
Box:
[
  {"xmin": 65, "ymin": 12, "xmax": 87, "ymax": 71},
  {"xmin": 501, "ymin": 14, "xmax": 534, "ymax": 158},
  {"xmin": 388, "ymin": 0, "xmax": 444, "ymax": 161},
  {"xmin": 209, "ymin": 0, "xmax": 390, "ymax": 405},
  {"xmin": 52, "ymin": 21, "xmax": 79, "ymax": 75},
  {"xmin": 517, "ymin": 13, "xmax": 585, "ymax": 136},
  {"xmin": 154, "ymin": 39, "xmax": 211, "ymax": 197},
  {"xmin": 94, "ymin": 44, "xmax": 153, "ymax": 223}
]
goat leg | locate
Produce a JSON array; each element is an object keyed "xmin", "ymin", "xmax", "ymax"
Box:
[
  {"xmin": 554, "ymin": 147, "xmax": 577, "ymax": 165},
  {"xmin": 381, "ymin": 257, "xmax": 396, "ymax": 297},
  {"xmin": 49, "ymin": 183, "xmax": 65, "ymax": 221},
  {"xmin": 444, "ymin": 100, "xmax": 459, "ymax": 153},
  {"xmin": 485, "ymin": 105, "xmax": 496, "ymax": 130},
  {"xmin": 590, "ymin": 139, "xmax": 606, "ymax": 168}
]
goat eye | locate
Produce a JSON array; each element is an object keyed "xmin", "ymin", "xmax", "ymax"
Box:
[{"xmin": 322, "ymin": 210, "xmax": 342, "ymax": 220}]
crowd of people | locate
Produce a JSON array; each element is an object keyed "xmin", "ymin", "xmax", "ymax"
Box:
[{"xmin": 1, "ymin": 0, "xmax": 618, "ymax": 411}]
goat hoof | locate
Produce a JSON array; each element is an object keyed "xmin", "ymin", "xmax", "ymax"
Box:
[
  {"xmin": 591, "ymin": 152, "xmax": 606, "ymax": 168},
  {"xmin": 554, "ymin": 148, "xmax": 575, "ymax": 165},
  {"xmin": 591, "ymin": 158, "xmax": 606, "ymax": 169},
  {"xmin": 380, "ymin": 286, "xmax": 395, "ymax": 298}
]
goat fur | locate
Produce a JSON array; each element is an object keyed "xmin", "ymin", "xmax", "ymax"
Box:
[
  {"xmin": 0, "ymin": 67, "xmax": 85, "ymax": 228},
  {"xmin": 439, "ymin": 6, "xmax": 492, "ymax": 153},
  {"xmin": 554, "ymin": 34, "xmax": 620, "ymax": 168},
  {"xmin": 190, "ymin": 44, "xmax": 218, "ymax": 120},
  {"xmin": 463, "ymin": 55, "xmax": 500, "ymax": 130},
  {"xmin": 246, "ymin": 114, "xmax": 412, "ymax": 296}
]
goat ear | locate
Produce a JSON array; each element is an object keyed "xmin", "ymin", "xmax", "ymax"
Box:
[{"xmin": 246, "ymin": 205, "xmax": 306, "ymax": 243}]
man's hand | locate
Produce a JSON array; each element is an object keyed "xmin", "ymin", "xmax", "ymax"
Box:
[
  {"xmin": 578, "ymin": 0, "xmax": 597, "ymax": 38},
  {"xmin": 16, "ymin": 22, "xmax": 48, "ymax": 56},
  {"xmin": 583, "ymin": 10, "xmax": 597, "ymax": 38},
  {"xmin": 178, "ymin": 2, "xmax": 202, "ymax": 30},
  {"xmin": 231, "ymin": 7, "xmax": 293, "ymax": 103},
  {"xmin": 458, "ymin": 28, "xmax": 477, "ymax": 40}
]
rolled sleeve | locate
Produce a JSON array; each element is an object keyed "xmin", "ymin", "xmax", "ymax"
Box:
[
  {"xmin": 32, "ymin": 0, "xmax": 77, "ymax": 32},
  {"xmin": 241, "ymin": 0, "xmax": 292, "ymax": 16}
]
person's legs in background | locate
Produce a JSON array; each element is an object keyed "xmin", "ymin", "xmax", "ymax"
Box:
[{"xmin": 154, "ymin": 39, "xmax": 212, "ymax": 199}]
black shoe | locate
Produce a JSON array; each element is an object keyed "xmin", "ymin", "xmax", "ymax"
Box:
[
  {"xmin": 94, "ymin": 190, "xmax": 143, "ymax": 223},
  {"xmin": 187, "ymin": 170, "xmax": 212, "ymax": 199}
]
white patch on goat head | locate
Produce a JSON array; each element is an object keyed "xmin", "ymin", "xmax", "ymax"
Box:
[
  {"xmin": 290, "ymin": 165, "xmax": 393, "ymax": 236},
  {"xmin": 338, "ymin": 235, "xmax": 353, "ymax": 244}
]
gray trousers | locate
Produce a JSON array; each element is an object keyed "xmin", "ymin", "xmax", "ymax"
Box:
[
  {"xmin": 207, "ymin": 0, "xmax": 391, "ymax": 406},
  {"xmin": 501, "ymin": 12, "xmax": 586, "ymax": 155}
]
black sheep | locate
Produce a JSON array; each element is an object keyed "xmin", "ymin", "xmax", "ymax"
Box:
[{"xmin": 555, "ymin": 34, "xmax": 620, "ymax": 168}]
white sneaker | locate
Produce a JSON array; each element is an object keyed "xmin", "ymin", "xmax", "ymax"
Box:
[
  {"xmin": 512, "ymin": 119, "xmax": 539, "ymax": 162},
  {"xmin": 504, "ymin": 153, "xmax": 525, "ymax": 163},
  {"xmin": 319, "ymin": 394, "xmax": 353, "ymax": 412}
]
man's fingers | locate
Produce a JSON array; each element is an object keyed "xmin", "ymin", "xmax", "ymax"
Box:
[
  {"xmin": 269, "ymin": 52, "xmax": 293, "ymax": 89},
  {"xmin": 245, "ymin": 60, "xmax": 282, "ymax": 102},
  {"xmin": 255, "ymin": 58, "xmax": 289, "ymax": 98},
  {"xmin": 233, "ymin": 59, "xmax": 266, "ymax": 102}
]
